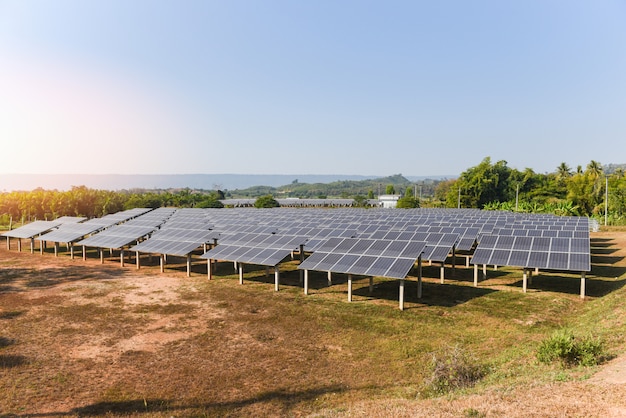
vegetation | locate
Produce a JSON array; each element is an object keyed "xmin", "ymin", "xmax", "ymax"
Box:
[
  {"xmin": 396, "ymin": 187, "xmax": 420, "ymax": 208},
  {"xmin": 254, "ymin": 195, "xmax": 280, "ymax": 208},
  {"xmin": 424, "ymin": 345, "xmax": 487, "ymax": 395},
  {"xmin": 1, "ymin": 230, "xmax": 625, "ymax": 416},
  {"xmin": 537, "ymin": 329, "xmax": 606, "ymax": 367},
  {"xmin": 446, "ymin": 157, "xmax": 626, "ymax": 225},
  {"xmin": 2, "ymin": 158, "xmax": 626, "ymax": 225}
]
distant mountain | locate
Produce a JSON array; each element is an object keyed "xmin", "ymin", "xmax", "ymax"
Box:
[{"xmin": 1, "ymin": 173, "xmax": 410, "ymax": 192}]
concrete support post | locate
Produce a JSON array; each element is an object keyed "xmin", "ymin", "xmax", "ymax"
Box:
[
  {"xmin": 347, "ymin": 274, "xmax": 353, "ymax": 302},
  {"xmin": 474, "ymin": 264, "xmax": 478, "ymax": 286},
  {"xmin": 70, "ymin": 244, "xmax": 74, "ymax": 260},
  {"xmin": 417, "ymin": 256, "xmax": 423, "ymax": 299},
  {"xmin": 482, "ymin": 264, "xmax": 487, "ymax": 279},
  {"xmin": 100, "ymin": 249, "xmax": 104, "ymax": 264},
  {"xmin": 304, "ymin": 269, "xmax": 309, "ymax": 295},
  {"xmin": 274, "ymin": 266, "xmax": 280, "ymax": 291},
  {"xmin": 494, "ymin": 265, "xmax": 498, "ymax": 271},
  {"xmin": 82, "ymin": 246, "xmax": 86, "ymax": 261},
  {"xmin": 535, "ymin": 267, "xmax": 539, "ymax": 275},
  {"xmin": 369, "ymin": 276, "xmax": 374, "ymax": 294},
  {"xmin": 136, "ymin": 252, "xmax": 140, "ymax": 269},
  {"xmin": 120, "ymin": 249, "xmax": 125, "ymax": 267},
  {"xmin": 522, "ymin": 269, "xmax": 528, "ymax": 293},
  {"xmin": 30, "ymin": 238, "xmax": 34, "ymax": 254},
  {"xmin": 54, "ymin": 242, "xmax": 58, "ymax": 257},
  {"xmin": 299, "ymin": 245, "xmax": 304, "ymax": 285},
  {"xmin": 399, "ymin": 278, "xmax": 405, "ymax": 311},
  {"xmin": 580, "ymin": 271, "xmax": 586, "ymax": 299},
  {"xmin": 466, "ymin": 255, "xmax": 470, "ymax": 268},
  {"xmin": 440, "ymin": 263, "xmax": 445, "ymax": 284},
  {"xmin": 40, "ymin": 241, "xmax": 44, "ymax": 255},
  {"xmin": 6, "ymin": 236, "xmax": 9, "ymax": 250},
  {"xmin": 451, "ymin": 245, "xmax": 456, "ymax": 278},
  {"xmin": 327, "ymin": 271, "xmax": 332, "ymax": 285},
  {"xmin": 186, "ymin": 254, "xmax": 192, "ymax": 277},
  {"xmin": 207, "ymin": 259, "xmax": 212, "ymax": 280},
  {"xmin": 239, "ymin": 264, "xmax": 244, "ymax": 285},
  {"xmin": 160, "ymin": 254, "xmax": 164, "ymax": 273},
  {"xmin": 17, "ymin": 239, "xmax": 22, "ymax": 252}
]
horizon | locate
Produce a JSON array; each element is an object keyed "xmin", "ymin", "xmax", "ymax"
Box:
[{"xmin": 0, "ymin": 172, "xmax": 457, "ymax": 192}]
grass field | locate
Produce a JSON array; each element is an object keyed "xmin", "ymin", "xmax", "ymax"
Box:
[{"xmin": 1, "ymin": 231, "xmax": 625, "ymax": 417}]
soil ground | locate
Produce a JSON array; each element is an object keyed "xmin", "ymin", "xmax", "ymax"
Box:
[{"xmin": 1, "ymin": 231, "xmax": 626, "ymax": 417}]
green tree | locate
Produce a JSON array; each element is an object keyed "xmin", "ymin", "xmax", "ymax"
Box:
[
  {"xmin": 396, "ymin": 196, "xmax": 420, "ymax": 208},
  {"xmin": 254, "ymin": 195, "xmax": 280, "ymax": 208},
  {"xmin": 446, "ymin": 157, "xmax": 513, "ymax": 208},
  {"xmin": 385, "ymin": 184, "xmax": 396, "ymax": 194},
  {"xmin": 556, "ymin": 162, "xmax": 572, "ymax": 183}
]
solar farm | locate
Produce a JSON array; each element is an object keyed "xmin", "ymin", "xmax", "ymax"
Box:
[
  {"xmin": 2, "ymin": 206, "xmax": 626, "ymax": 416},
  {"xmin": 2, "ymin": 207, "xmax": 592, "ymax": 309}
]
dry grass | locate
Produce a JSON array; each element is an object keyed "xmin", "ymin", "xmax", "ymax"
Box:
[{"xmin": 0, "ymin": 230, "xmax": 625, "ymax": 416}]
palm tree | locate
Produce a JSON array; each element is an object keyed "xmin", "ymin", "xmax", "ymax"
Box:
[
  {"xmin": 586, "ymin": 160, "xmax": 603, "ymax": 179},
  {"xmin": 556, "ymin": 162, "xmax": 572, "ymax": 181}
]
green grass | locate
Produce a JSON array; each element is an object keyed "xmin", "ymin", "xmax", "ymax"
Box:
[{"xmin": 1, "ymin": 231, "xmax": 626, "ymax": 416}]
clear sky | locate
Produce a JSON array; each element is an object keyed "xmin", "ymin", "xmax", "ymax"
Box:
[{"xmin": 1, "ymin": 0, "xmax": 625, "ymax": 177}]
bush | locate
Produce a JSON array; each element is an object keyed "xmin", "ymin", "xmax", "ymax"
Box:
[
  {"xmin": 537, "ymin": 329, "xmax": 605, "ymax": 367},
  {"xmin": 424, "ymin": 345, "xmax": 487, "ymax": 395},
  {"xmin": 254, "ymin": 195, "xmax": 280, "ymax": 208}
]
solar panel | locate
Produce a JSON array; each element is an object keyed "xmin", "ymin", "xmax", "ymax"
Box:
[
  {"xmin": 472, "ymin": 234, "xmax": 590, "ymax": 272},
  {"xmin": 298, "ymin": 237, "xmax": 426, "ymax": 279},
  {"xmin": 2, "ymin": 221, "xmax": 63, "ymax": 239}
]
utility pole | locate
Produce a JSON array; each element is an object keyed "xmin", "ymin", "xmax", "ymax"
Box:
[
  {"xmin": 605, "ymin": 175, "xmax": 609, "ymax": 226},
  {"xmin": 515, "ymin": 184, "xmax": 519, "ymax": 212},
  {"xmin": 457, "ymin": 187, "xmax": 461, "ymax": 209}
]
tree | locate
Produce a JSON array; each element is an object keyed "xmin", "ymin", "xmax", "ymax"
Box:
[
  {"xmin": 556, "ymin": 162, "xmax": 572, "ymax": 182},
  {"xmin": 385, "ymin": 184, "xmax": 396, "ymax": 194},
  {"xmin": 396, "ymin": 196, "xmax": 420, "ymax": 208},
  {"xmin": 353, "ymin": 195, "xmax": 368, "ymax": 207},
  {"xmin": 586, "ymin": 160, "xmax": 603, "ymax": 179},
  {"xmin": 254, "ymin": 195, "xmax": 280, "ymax": 208},
  {"xmin": 446, "ymin": 157, "xmax": 513, "ymax": 208}
]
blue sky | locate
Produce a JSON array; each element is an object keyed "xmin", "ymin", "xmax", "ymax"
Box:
[{"xmin": 1, "ymin": 0, "xmax": 625, "ymax": 177}]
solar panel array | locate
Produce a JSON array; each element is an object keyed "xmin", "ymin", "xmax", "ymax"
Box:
[
  {"xmin": 7, "ymin": 208, "xmax": 593, "ymax": 280},
  {"xmin": 472, "ymin": 235, "xmax": 591, "ymax": 271},
  {"xmin": 129, "ymin": 209, "xmax": 219, "ymax": 256},
  {"xmin": 37, "ymin": 222, "xmax": 105, "ymax": 244},
  {"xmin": 201, "ymin": 234, "xmax": 308, "ymax": 267},
  {"xmin": 298, "ymin": 237, "xmax": 427, "ymax": 279},
  {"xmin": 2, "ymin": 221, "xmax": 64, "ymax": 239}
]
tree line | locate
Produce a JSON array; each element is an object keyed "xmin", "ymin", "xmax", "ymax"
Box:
[
  {"xmin": 437, "ymin": 157, "xmax": 625, "ymax": 224},
  {"xmin": 0, "ymin": 186, "xmax": 223, "ymax": 227},
  {"xmin": 1, "ymin": 158, "xmax": 625, "ymax": 227}
]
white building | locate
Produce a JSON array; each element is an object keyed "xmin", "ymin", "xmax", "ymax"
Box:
[{"xmin": 377, "ymin": 194, "xmax": 401, "ymax": 208}]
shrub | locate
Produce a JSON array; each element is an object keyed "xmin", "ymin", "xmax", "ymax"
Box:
[
  {"xmin": 537, "ymin": 329, "xmax": 605, "ymax": 367},
  {"xmin": 254, "ymin": 195, "xmax": 280, "ymax": 208},
  {"xmin": 424, "ymin": 345, "xmax": 487, "ymax": 395}
]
